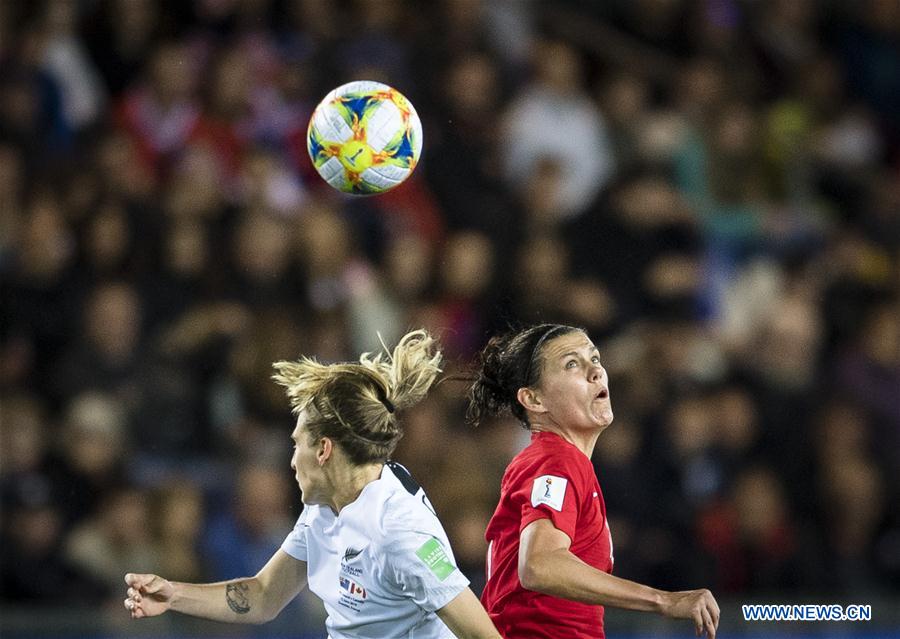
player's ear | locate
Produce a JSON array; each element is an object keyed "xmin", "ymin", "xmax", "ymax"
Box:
[
  {"xmin": 317, "ymin": 437, "xmax": 334, "ymax": 465},
  {"xmin": 517, "ymin": 387, "xmax": 546, "ymax": 414}
]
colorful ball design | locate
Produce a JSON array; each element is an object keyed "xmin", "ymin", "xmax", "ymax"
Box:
[{"xmin": 307, "ymin": 81, "xmax": 423, "ymax": 195}]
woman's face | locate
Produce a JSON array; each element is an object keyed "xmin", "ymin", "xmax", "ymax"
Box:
[
  {"xmin": 531, "ymin": 331, "xmax": 613, "ymax": 432},
  {"xmin": 290, "ymin": 410, "xmax": 328, "ymax": 505}
]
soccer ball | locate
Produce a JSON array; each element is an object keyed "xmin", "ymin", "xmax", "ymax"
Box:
[{"xmin": 307, "ymin": 81, "xmax": 423, "ymax": 195}]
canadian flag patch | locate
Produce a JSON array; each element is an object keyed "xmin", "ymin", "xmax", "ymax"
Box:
[{"xmin": 531, "ymin": 475, "xmax": 567, "ymax": 511}]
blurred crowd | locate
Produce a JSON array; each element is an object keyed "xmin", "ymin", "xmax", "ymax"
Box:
[{"xmin": 1, "ymin": 0, "xmax": 899, "ymax": 625}]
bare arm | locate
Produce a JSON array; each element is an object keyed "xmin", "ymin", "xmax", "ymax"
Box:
[
  {"xmin": 125, "ymin": 549, "xmax": 307, "ymax": 625},
  {"xmin": 519, "ymin": 519, "xmax": 719, "ymax": 638},
  {"xmin": 435, "ymin": 588, "xmax": 502, "ymax": 639}
]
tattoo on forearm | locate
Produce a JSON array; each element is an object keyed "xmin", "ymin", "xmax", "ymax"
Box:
[{"xmin": 226, "ymin": 582, "xmax": 251, "ymax": 615}]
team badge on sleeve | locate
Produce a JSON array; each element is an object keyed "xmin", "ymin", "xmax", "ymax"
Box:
[{"xmin": 531, "ymin": 475, "xmax": 567, "ymax": 511}]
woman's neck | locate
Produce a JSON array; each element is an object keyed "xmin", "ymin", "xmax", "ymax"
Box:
[
  {"xmin": 326, "ymin": 462, "xmax": 384, "ymax": 515},
  {"xmin": 531, "ymin": 423, "xmax": 602, "ymax": 459}
]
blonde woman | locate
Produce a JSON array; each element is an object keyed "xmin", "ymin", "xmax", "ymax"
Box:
[{"xmin": 124, "ymin": 330, "xmax": 501, "ymax": 639}]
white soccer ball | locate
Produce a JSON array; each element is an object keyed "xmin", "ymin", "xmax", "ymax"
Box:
[{"xmin": 307, "ymin": 81, "xmax": 423, "ymax": 195}]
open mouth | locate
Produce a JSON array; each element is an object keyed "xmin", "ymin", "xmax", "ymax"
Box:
[{"xmin": 595, "ymin": 388, "xmax": 609, "ymax": 400}]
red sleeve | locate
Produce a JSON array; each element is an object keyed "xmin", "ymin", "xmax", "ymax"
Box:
[{"xmin": 516, "ymin": 456, "xmax": 584, "ymax": 543}]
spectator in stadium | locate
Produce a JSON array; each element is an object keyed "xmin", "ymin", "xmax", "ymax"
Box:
[
  {"xmin": 51, "ymin": 281, "xmax": 145, "ymax": 409},
  {"xmin": 47, "ymin": 391, "xmax": 129, "ymax": 526},
  {"xmin": 66, "ymin": 486, "xmax": 161, "ymax": 596},
  {"xmin": 153, "ymin": 481, "xmax": 206, "ymax": 584},
  {"xmin": 124, "ymin": 329, "xmax": 501, "ymax": 639},
  {"xmin": 468, "ymin": 323, "xmax": 719, "ymax": 639},
  {"xmin": 501, "ymin": 39, "xmax": 614, "ymax": 220},
  {"xmin": 201, "ymin": 462, "xmax": 294, "ymax": 582}
]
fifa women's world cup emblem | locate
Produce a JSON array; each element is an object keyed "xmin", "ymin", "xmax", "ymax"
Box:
[{"xmin": 531, "ymin": 475, "xmax": 568, "ymax": 512}]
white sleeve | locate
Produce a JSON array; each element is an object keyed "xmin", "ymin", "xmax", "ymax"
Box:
[
  {"xmin": 280, "ymin": 507, "xmax": 312, "ymax": 562},
  {"xmin": 384, "ymin": 529, "xmax": 469, "ymax": 613}
]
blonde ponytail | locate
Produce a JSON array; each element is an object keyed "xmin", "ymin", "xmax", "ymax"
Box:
[{"xmin": 272, "ymin": 329, "xmax": 442, "ymax": 465}]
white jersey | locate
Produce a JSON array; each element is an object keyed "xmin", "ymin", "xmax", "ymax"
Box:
[{"xmin": 281, "ymin": 462, "xmax": 469, "ymax": 639}]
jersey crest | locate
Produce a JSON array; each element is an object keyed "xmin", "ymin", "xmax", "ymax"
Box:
[{"xmin": 343, "ymin": 547, "xmax": 363, "ymax": 562}]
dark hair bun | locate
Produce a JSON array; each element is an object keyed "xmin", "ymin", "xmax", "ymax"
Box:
[
  {"xmin": 467, "ymin": 324, "xmax": 582, "ymax": 428},
  {"xmin": 467, "ymin": 336, "xmax": 518, "ymax": 426}
]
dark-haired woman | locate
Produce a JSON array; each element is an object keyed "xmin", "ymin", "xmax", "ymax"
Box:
[
  {"xmin": 469, "ymin": 324, "xmax": 719, "ymax": 639},
  {"xmin": 125, "ymin": 330, "xmax": 502, "ymax": 639}
]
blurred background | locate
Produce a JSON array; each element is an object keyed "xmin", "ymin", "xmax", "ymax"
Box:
[{"xmin": 1, "ymin": 0, "xmax": 898, "ymax": 637}]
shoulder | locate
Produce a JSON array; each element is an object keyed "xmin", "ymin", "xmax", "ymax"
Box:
[
  {"xmin": 505, "ymin": 438, "xmax": 595, "ymax": 495},
  {"xmin": 284, "ymin": 505, "xmax": 320, "ymax": 541},
  {"xmin": 384, "ymin": 461, "xmax": 422, "ymax": 497},
  {"xmin": 295, "ymin": 504, "xmax": 323, "ymax": 527},
  {"xmin": 510, "ymin": 436, "xmax": 589, "ymax": 476},
  {"xmin": 367, "ymin": 463, "xmax": 443, "ymax": 542}
]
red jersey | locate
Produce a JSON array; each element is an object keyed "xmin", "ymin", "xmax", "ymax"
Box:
[{"xmin": 481, "ymin": 431, "xmax": 614, "ymax": 638}]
